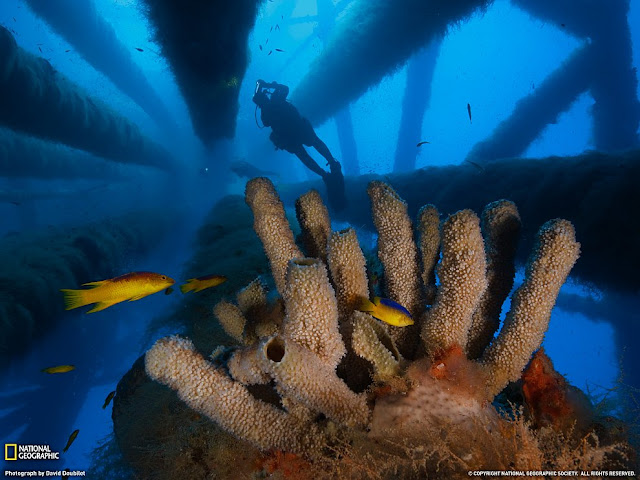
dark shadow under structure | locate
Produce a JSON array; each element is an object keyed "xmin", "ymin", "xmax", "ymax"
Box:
[{"xmin": 141, "ymin": 0, "xmax": 261, "ymax": 146}]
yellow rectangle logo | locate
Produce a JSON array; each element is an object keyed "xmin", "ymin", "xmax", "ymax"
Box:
[{"xmin": 5, "ymin": 443, "xmax": 17, "ymax": 460}]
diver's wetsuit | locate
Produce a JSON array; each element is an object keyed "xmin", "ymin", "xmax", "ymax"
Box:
[{"xmin": 255, "ymin": 82, "xmax": 338, "ymax": 178}]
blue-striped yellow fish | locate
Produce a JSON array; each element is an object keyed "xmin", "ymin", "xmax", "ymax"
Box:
[{"xmin": 357, "ymin": 297, "xmax": 414, "ymax": 327}]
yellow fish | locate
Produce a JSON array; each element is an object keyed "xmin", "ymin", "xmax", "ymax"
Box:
[
  {"xmin": 357, "ymin": 297, "xmax": 414, "ymax": 327},
  {"xmin": 180, "ymin": 274, "xmax": 227, "ymax": 294},
  {"xmin": 63, "ymin": 429, "xmax": 79, "ymax": 452},
  {"xmin": 41, "ymin": 365, "xmax": 75, "ymax": 374},
  {"xmin": 61, "ymin": 272, "xmax": 175, "ymax": 313}
]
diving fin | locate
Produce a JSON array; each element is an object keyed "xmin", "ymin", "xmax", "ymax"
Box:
[{"xmin": 323, "ymin": 160, "xmax": 347, "ymax": 212}]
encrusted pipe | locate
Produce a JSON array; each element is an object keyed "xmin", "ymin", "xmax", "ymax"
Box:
[
  {"xmin": 466, "ymin": 200, "xmax": 521, "ymax": 359},
  {"xmin": 295, "ymin": 189, "xmax": 331, "ymax": 262},
  {"xmin": 327, "ymin": 228, "xmax": 369, "ymax": 318},
  {"xmin": 416, "ymin": 204, "xmax": 440, "ymax": 305},
  {"xmin": 421, "ymin": 209, "xmax": 487, "ymax": 356},
  {"xmin": 245, "ymin": 177, "xmax": 302, "ymax": 295},
  {"xmin": 481, "ymin": 219, "xmax": 580, "ymax": 398},
  {"xmin": 283, "ymin": 258, "xmax": 345, "ymax": 368},
  {"xmin": 0, "ymin": 26, "xmax": 175, "ymax": 170}
]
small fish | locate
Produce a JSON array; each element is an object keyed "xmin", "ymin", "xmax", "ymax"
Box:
[
  {"xmin": 416, "ymin": 141, "xmax": 430, "ymax": 147},
  {"xmin": 560, "ymin": 23, "xmax": 566, "ymax": 28},
  {"xmin": 268, "ymin": 50, "xmax": 272, "ymax": 55},
  {"xmin": 275, "ymin": 24, "xmax": 280, "ymax": 31},
  {"xmin": 63, "ymin": 430, "xmax": 79, "ymax": 452},
  {"xmin": 65, "ymin": 49, "xmax": 70, "ymax": 52},
  {"xmin": 465, "ymin": 160, "xmax": 485, "ymax": 172},
  {"xmin": 357, "ymin": 297, "xmax": 414, "ymax": 327},
  {"xmin": 42, "ymin": 365, "xmax": 75, "ymax": 374},
  {"xmin": 275, "ymin": 48, "xmax": 284, "ymax": 52},
  {"xmin": 135, "ymin": 47, "xmax": 143, "ymax": 52},
  {"xmin": 180, "ymin": 274, "xmax": 227, "ymax": 294},
  {"xmin": 270, "ymin": 26, "xmax": 273, "ymax": 32},
  {"xmin": 61, "ymin": 272, "xmax": 175, "ymax": 313},
  {"xmin": 467, "ymin": 103, "xmax": 472, "ymax": 124},
  {"xmin": 266, "ymin": 38, "xmax": 269, "ymax": 45},
  {"xmin": 259, "ymin": 44, "xmax": 262, "ymax": 51},
  {"xmin": 165, "ymin": 287, "xmax": 174, "ymax": 295},
  {"xmin": 38, "ymin": 46, "xmax": 42, "ymax": 53},
  {"xmin": 102, "ymin": 390, "xmax": 116, "ymax": 409},
  {"xmin": 13, "ymin": 17, "xmax": 16, "ymax": 22}
]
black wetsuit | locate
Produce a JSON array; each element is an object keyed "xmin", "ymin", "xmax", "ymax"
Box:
[{"xmin": 260, "ymin": 85, "xmax": 316, "ymax": 154}]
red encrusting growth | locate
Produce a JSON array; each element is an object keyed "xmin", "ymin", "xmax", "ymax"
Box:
[
  {"xmin": 521, "ymin": 349, "xmax": 592, "ymax": 432},
  {"xmin": 425, "ymin": 344, "xmax": 489, "ymax": 400},
  {"xmin": 428, "ymin": 344, "xmax": 466, "ymax": 380},
  {"xmin": 254, "ymin": 450, "xmax": 313, "ymax": 479}
]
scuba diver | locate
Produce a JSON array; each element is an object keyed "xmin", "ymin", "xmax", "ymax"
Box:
[{"xmin": 253, "ymin": 80, "xmax": 346, "ymax": 210}]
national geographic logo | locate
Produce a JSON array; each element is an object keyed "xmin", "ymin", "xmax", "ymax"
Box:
[{"xmin": 4, "ymin": 444, "xmax": 60, "ymax": 460}]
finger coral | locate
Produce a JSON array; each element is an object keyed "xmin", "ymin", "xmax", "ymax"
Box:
[{"xmin": 142, "ymin": 178, "xmax": 633, "ymax": 479}]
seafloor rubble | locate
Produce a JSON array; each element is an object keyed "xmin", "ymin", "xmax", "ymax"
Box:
[{"xmin": 118, "ymin": 178, "xmax": 634, "ymax": 479}]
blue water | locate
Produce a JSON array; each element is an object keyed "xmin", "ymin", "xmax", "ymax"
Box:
[{"xmin": 1, "ymin": 0, "xmax": 639, "ymax": 474}]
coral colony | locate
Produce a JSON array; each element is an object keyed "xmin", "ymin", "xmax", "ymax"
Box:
[{"xmin": 144, "ymin": 178, "xmax": 633, "ymax": 478}]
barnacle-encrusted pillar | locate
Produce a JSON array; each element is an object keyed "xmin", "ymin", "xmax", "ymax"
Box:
[
  {"xmin": 421, "ymin": 210, "xmax": 488, "ymax": 356},
  {"xmin": 295, "ymin": 189, "xmax": 331, "ymax": 262},
  {"xmin": 245, "ymin": 178, "xmax": 302, "ymax": 295},
  {"xmin": 416, "ymin": 204, "xmax": 440, "ymax": 305},
  {"xmin": 282, "ymin": 258, "xmax": 345, "ymax": 368},
  {"xmin": 467, "ymin": 200, "xmax": 521, "ymax": 359},
  {"xmin": 145, "ymin": 335, "xmax": 321, "ymax": 454},
  {"xmin": 481, "ymin": 219, "xmax": 580, "ymax": 398},
  {"xmin": 327, "ymin": 228, "xmax": 369, "ymax": 318},
  {"xmin": 367, "ymin": 181, "xmax": 423, "ymax": 316},
  {"xmin": 368, "ymin": 181, "xmax": 424, "ymax": 357}
]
